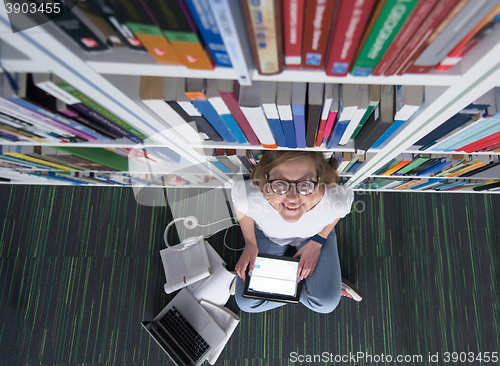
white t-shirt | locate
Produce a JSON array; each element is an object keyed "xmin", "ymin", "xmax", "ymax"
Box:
[{"xmin": 231, "ymin": 179, "xmax": 354, "ymax": 246}]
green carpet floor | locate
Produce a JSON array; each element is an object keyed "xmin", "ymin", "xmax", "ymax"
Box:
[{"xmin": 0, "ymin": 185, "xmax": 498, "ymax": 365}]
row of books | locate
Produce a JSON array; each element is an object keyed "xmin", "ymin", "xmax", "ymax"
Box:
[
  {"xmin": 356, "ymin": 177, "xmax": 500, "ymax": 192},
  {"xmin": 39, "ymin": 0, "xmax": 500, "ymax": 77},
  {"xmin": 373, "ymin": 153, "xmax": 500, "ymax": 179},
  {"xmin": 140, "ymin": 76, "xmax": 425, "ymax": 150},
  {"xmin": 413, "ymin": 111, "xmax": 500, "ymax": 154}
]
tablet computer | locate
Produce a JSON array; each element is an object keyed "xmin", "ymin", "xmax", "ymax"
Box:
[{"xmin": 243, "ymin": 254, "xmax": 302, "ymax": 303}]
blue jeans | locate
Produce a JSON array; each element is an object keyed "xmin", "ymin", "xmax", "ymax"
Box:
[{"xmin": 235, "ymin": 226, "xmax": 342, "ymax": 314}]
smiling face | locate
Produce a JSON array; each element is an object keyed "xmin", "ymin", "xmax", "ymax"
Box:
[{"xmin": 264, "ymin": 156, "xmax": 324, "ymax": 223}]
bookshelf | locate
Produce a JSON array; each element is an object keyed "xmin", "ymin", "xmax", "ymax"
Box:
[{"xmin": 0, "ymin": 3, "xmax": 499, "ymax": 193}]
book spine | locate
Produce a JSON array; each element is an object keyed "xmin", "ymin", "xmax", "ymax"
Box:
[
  {"xmin": 57, "ymin": 83, "xmax": 147, "ymax": 141},
  {"xmin": 239, "ymin": 106, "xmax": 277, "ymax": 148},
  {"xmin": 208, "ymin": 96, "xmax": 248, "ymax": 143},
  {"xmin": 208, "ymin": 0, "xmax": 253, "ymax": 85},
  {"xmin": 322, "ymin": 111, "xmax": 338, "ymax": 144},
  {"xmin": 262, "ymin": 103, "xmax": 287, "ymax": 147},
  {"xmin": 371, "ymin": 0, "xmax": 439, "ymax": 76},
  {"xmin": 219, "ymin": 91, "xmax": 260, "ymax": 145},
  {"xmin": 291, "ymin": 104, "xmax": 306, "ymax": 148},
  {"xmin": 174, "ymin": 100, "xmax": 224, "ymax": 141},
  {"xmin": 240, "ymin": 0, "xmax": 283, "ymax": 75},
  {"xmin": 325, "ymin": 0, "xmax": 377, "ymax": 76},
  {"xmin": 186, "ymin": 92, "xmax": 237, "ymax": 142},
  {"xmin": 306, "ymin": 104, "xmax": 322, "ymax": 147},
  {"xmin": 282, "ymin": 0, "xmax": 305, "ymax": 68},
  {"xmin": 301, "ymin": 0, "xmax": 337, "ymax": 70},
  {"xmin": 7, "ymin": 97, "xmax": 107, "ymax": 141},
  {"xmin": 327, "ymin": 119, "xmax": 349, "ymax": 149},
  {"xmin": 184, "ymin": 0, "xmax": 233, "ymax": 68},
  {"xmin": 351, "ymin": 0, "xmax": 420, "ymax": 76},
  {"xmin": 277, "ymin": 105, "xmax": 297, "ymax": 148},
  {"xmin": 395, "ymin": 0, "xmax": 467, "ymax": 75}
]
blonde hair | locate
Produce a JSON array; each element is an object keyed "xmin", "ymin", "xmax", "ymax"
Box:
[{"xmin": 250, "ymin": 151, "xmax": 339, "ymax": 193}]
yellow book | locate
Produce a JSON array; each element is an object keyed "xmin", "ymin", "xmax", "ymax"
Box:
[
  {"xmin": 446, "ymin": 161, "xmax": 487, "ymax": 177},
  {"xmin": 5, "ymin": 152, "xmax": 77, "ymax": 171}
]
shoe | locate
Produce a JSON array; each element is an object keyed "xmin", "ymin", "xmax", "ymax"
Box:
[{"xmin": 341, "ymin": 279, "xmax": 362, "ymax": 302}]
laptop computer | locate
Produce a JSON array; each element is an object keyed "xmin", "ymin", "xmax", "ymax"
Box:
[
  {"xmin": 243, "ymin": 254, "xmax": 303, "ymax": 303},
  {"xmin": 142, "ymin": 289, "xmax": 226, "ymax": 366}
]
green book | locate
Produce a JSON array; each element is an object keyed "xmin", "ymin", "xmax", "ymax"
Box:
[
  {"xmin": 56, "ymin": 82, "xmax": 148, "ymax": 141},
  {"xmin": 351, "ymin": 0, "xmax": 420, "ymax": 76},
  {"xmin": 53, "ymin": 147, "xmax": 129, "ymax": 172},
  {"xmin": 395, "ymin": 157, "xmax": 430, "ymax": 175},
  {"xmin": 351, "ymin": 85, "xmax": 380, "ymax": 139}
]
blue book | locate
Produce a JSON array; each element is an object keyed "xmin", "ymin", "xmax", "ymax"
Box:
[
  {"xmin": 327, "ymin": 119, "xmax": 350, "ymax": 149},
  {"xmin": 266, "ymin": 116, "xmax": 287, "ymax": 147},
  {"xmin": 184, "ymin": 0, "xmax": 232, "ymax": 68},
  {"xmin": 414, "ymin": 113, "xmax": 471, "ymax": 148},
  {"xmin": 417, "ymin": 159, "xmax": 452, "ymax": 177},
  {"xmin": 347, "ymin": 161, "xmax": 362, "ymax": 174},
  {"xmin": 281, "ymin": 118, "xmax": 297, "ymax": 148},
  {"xmin": 371, "ymin": 120, "xmax": 406, "ymax": 149},
  {"xmin": 442, "ymin": 114, "xmax": 500, "ymax": 151},
  {"xmin": 291, "ymin": 83, "xmax": 307, "ymax": 148},
  {"xmin": 435, "ymin": 181, "xmax": 465, "ymax": 191},
  {"xmin": 219, "ymin": 114, "xmax": 247, "ymax": 143},
  {"xmin": 410, "ymin": 179, "xmax": 446, "ymax": 190},
  {"xmin": 211, "ymin": 160, "xmax": 231, "ymax": 173},
  {"xmin": 191, "ymin": 99, "xmax": 237, "ymax": 142}
]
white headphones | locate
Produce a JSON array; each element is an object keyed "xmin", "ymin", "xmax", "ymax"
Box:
[{"xmin": 164, "ymin": 216, "xmax": 242, "ymax": 251}]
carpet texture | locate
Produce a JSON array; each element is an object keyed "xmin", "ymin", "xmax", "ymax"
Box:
[{"xmin": 0, "ymin": 185, "xmax": 498, "ymax": 366}]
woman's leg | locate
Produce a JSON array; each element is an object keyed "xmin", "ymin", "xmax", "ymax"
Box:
[
  {"xmin": 296, "ymin": 229, "xmax": 342, "ymax": 314},
  {"xmin": 235, "ymin": 226, "xmax": 289, "ymax": 313}
]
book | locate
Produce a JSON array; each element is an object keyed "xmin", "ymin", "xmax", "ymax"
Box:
[
  {"xmin": 72, "ymin": 0, "xmax": 126, "ymax": 48},
  {"xmin": 351, "ymin": 0, "xmax": 420, "ymax": 76},
  {"xmin": 57, "ymin": 82, "xmax": 147, "ymax": 142},
  {"xmin": 350, "ymin": 84, "xmax": 380, "ymax": 140},
  {"xmin": 184, "ymin": 0, "xmax": 233, "ymax": 68},
  {"xmin": 371, "ymin": 0, "xmax": 440, "ymax": 76},
  {"xmin": 170, "ymin": 77, "xmax": 223, "ymax": 142},
  {"xmin": 339, "ymin": 84, "xmax": 369, "ymax": 146},
  {"xmin": 142, "ymin": 0, "xmax": 214, "ymax": 70},
  {"xmin": 161, "ymin": 237, "xmax": 212, "ymax": 294},
  {"xmin": 217, "ymin": 80, "xmax": 260, "ymax": 145},
  {"xmin": 53, "ymin": 146, "xmax": 130, "ymax": 171},
  {"xmin": 140, "ymin": 76, "xmax": 201, "ymax": 144},
  {"xmin": 282, "ymin": 0, "xmax": 305, "ymax": 68},
  {"xmin": 315, "ymin": 83, "xmax": 334, "ymax": 147},
  {"xmin": 239, "ymin": 81, "xmax": 277, "ymax": 148},
  {"xmin": 325, "ymin": 0, "xmax": 377, "ymax": 76},
  {"xmin": 88, "ymin": 0, "xmax": 148, "ymax": 51},
  {"xmin": 404, "ymin": 0, "xmax": 500, "ymax": 74},
  {"xmin": 305, "ymin": 83, "xmax": 324, "ymax": 148},
  {"xmin": 185, "ymin": 79, "xmax": 237, "ymax": 142},
  {"xmin": 276, "ymin": 82, "xmax": 297, "ymax": 148},
  {"xmin": 206, "ymin": 79, "xmax": 247, "ymax": 144},
  {"xmin": 327, "ymin": 84, "xmax": 358, "ymax": 149},
  {"xmin": 240, "ymin": 0, "xmax": 283, "ymax": 75},
  {"xmin": 261, "ymin": 81, "xmax": 287, "ymax": 147},
  {"xmin": 321, "ymin": 84, "xmax": 340, "ymax": 145},
  {"xmin": 291, "ymin": 82, "xmax": 307, "ymax": 148},
  {"xmin": 385, "ymin": 0, "xmax": 463, "ymax": 76},
  {"xmin": 110, "ymin": 0, "xmax": 183, "ymax": 64},
  {"xmin": 435, "ymin": 7, "xmax": 500, "ymax": 71},
  {"xmin": 52, "ymin": 4, "xmax": 109, "ymax": 52},
  {"xmin": 208, "ymin": 0, "xmax": 254, "ymax": 85},
  {"xmin": 354, "ymin": 85, "xmax": 395, "ymax": 152},
  {"xmin": 458, "ymin": 127, "xmax": 500, "ymax": 153},
  {"xmin": 301, "ymin": 0, "xmax": 337, "ymax": 70}
]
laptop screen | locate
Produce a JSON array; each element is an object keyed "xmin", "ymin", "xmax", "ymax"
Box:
[{"xmin": 248, "ymin": 256, "xmax": 299, "ymax": 296}]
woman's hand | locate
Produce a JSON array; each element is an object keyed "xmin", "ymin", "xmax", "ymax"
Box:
[
  {"xmin": 293, "ymin": 240, "xmax": 322, "ymax": 280},
  {"xmin": 235, "ymin": 244, "xmax": 259, "ymax": 280}
]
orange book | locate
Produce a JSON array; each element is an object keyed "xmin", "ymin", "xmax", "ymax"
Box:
[{"xmin": 382, "ymin": 160, "xmax": 411, "ymax": 176}]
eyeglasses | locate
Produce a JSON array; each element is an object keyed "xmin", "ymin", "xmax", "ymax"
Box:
[{"xmin": 267, "ymin": 179, "xmax": 318, "ymax": 196}]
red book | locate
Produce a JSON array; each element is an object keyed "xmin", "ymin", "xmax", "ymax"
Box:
[
  {"xmin": 398, "ymin": 0, "xmax": 470, "ymax": 75},
  {"xmin": 325, "ymin": 0, "xmax": 376, "ymax": 76},
  {"xmin": 321, "ymin": 111, "xmax": 338, "ymax": 144},
  {"xmin": 385, "ymin": 0, "xmax": 462, "ymax": 76},
  {"xmin": 371, "ymin": 0, "xmax": 439, "ymax": 76},
  {"xmin": 218, "ymin": 80, "xmax": 261, "ymax": 146},
  {"xmin": 282, "ymin": 0, "xmax": 305, "ymax": 69},
  {"xmin": 459, "ymin": 130, "xmax": 500, "ymax": 153},
  {"xmin": 301, "ymin": 0, "xmax": 337, "ymax": 70}
]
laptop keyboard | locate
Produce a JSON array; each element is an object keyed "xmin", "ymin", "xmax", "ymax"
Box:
[{"xmin": 159, "ymin": 306, "xmax": 210, "ymax": 362}]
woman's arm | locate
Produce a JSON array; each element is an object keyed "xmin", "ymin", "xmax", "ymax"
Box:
[
  {"xmin": 234, "ymin": 207, "xmax": 259, "ymax": 280},
  {"xmin": 293, "ymin": 218, "xmax": 340, "ymax": 279}
]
